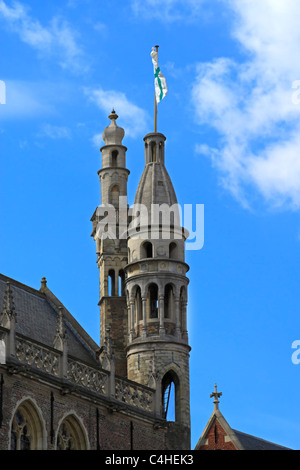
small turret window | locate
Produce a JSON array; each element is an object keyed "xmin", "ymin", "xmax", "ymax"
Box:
[
  {"xmin": 110, "ymin": 185, "xmax": 120, "ymax": 206},
  {"xmin": 169, "ymin": 242, "xmax": 178, "ymax": 259},
  {"xmin": 108, "ymin": 270, "xmax": 115, "ymax": 296},
  {"xmin": 149, "ymin": 284, "xmax": 158, "ymax": 319},
  {"xmin": 118, "ymin": 270, "xmax": 125, "ymax": 296},
  {"xmin": 164, "ymin": 284, "xmax": 174, "ymax": 320},
  {"xmin": 141, "ymin": 241, "xmax": 153, "ymax": 259},
  {"xmin": 111, "ymin": 150, "xmax": 118, "ymax": 167},
  {"xmin": 150, "ymin": 141, "xmax": 156, "ymax": 162}
]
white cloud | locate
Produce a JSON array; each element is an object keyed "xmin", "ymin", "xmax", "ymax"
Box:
[
  {"xmin": 0, "ymin": 0, "xmax": 88, "ymax": 73},
  {"xmin": 38, "ymin": 124, "xmax": 71, "ymax": 140},
  {"xmin": 131, "ymin": 0, "xmax": 204, "ymax": 22},
  {"xmin": 85, "ymin": 87, "xmax": 149, "ymax": 141},
  {"xmin": 0, "ymin": 80, "xmax": 53, "ymax": 120},
  {"xmin": 192, "ymin": 0, "xmax": 300, "ymax": 210}
]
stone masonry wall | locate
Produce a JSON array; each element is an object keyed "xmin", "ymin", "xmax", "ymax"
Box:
[
  {"xmin": 100, "ymin": 297, "xmax": 128, "ymax": 377},
  {"xmin": 0, "ymin": 368, "xmax": 167, "ymax": 450}
]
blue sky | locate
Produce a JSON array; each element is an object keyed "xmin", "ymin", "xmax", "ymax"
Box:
[{"xmin": 1, "ymin": 0, "xmax": 300, "ymax": 450}]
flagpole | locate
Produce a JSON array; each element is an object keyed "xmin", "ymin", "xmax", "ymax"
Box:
[{"xmin": 154, "ymin": 45, "xmax": 159, "ymax": 133}]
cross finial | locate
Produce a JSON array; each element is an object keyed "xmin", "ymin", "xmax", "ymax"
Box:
[{"xmin": 210, "ymin": 383, "xmax": 222, "ymax": 411}]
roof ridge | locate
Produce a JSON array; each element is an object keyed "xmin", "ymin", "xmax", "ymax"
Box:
[
  {"xmin": 40, "ymin": 284, "xmax": 99, "ymax": 353},
  {"xmin": 0, "ymin": 273, "xmax": 45, "ymax": 299}
]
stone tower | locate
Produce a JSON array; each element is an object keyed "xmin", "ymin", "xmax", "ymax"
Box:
[
  {"xmin": 125, "ymin": 131, "xmax": 191, "ymax": 449},
  {"xmin": 91, "ymin": 110, "xmax": 129, "ymax": 377},
  {"xmin": 92, "ymin": 113, "xmax": 191, "ymax": 449}
]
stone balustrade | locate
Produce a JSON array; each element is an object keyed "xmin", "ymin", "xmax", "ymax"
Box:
[{"xmin": 0, "ymin": 325, "xmax": 157, "ymax": 416}]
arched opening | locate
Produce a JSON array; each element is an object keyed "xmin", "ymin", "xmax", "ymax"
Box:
[
  {"xmin": 164, "ymin": 284, "xmax": 174, "ymax": 320},
  {"xmin": 180, "ymin": 286, "xmax": 186, "ymax": 332},
  {"xmin": 141, "ymin": 241, "xmax": 153, "ymax": 259},
  {"xmin": 169, "ymin": 242, "xmax": 178, "ymax": 259},
  {"xmin": 135, "ymin": 286, "xmax": 142, "ymax": 325},
  {"xmin": 110, "ymin": 184, "xmax": 120, "ymax": 206},
  {"xmin": 108, "ymin": 269, "xmax": 115, "ymax": 296},
  {"xmin": 148, "ymin": 283, "xmax": 158, "ymax": 319},
  {"xmin": 161, "ymin": 371, "xmax": 180, "ymax": 422},
  {"xmin": 150, "ymin": 141, "xmax": 156, "ymax": 162},
  {"xmin": 111, "ymin": 150, "xmax": 118, "ymax": 167},
  {"xmin": 56, "ymin": 414, "xmax": 88, "ymax": 450},
  {"xmin": 10, "ymin": 399, "xmax": 45, "ymax": 450},
  {"xmin": 158, "ymin": 141, "xmax": 164, "ymax": 163},
  {"xmin": 118, "ymin": 270, "xmax": 125, "ymax": 296}
]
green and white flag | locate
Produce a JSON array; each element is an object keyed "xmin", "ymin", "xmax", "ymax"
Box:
[{"xmin": 151, "ymin": 47, "xmax": 168, "ymax": 103}]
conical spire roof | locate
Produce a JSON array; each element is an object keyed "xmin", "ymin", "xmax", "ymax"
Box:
[{"xmin": 134, "ymin": 132, "xmax": 179, "ymax": 221}]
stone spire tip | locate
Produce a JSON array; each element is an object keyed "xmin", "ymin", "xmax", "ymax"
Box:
[{"xmin": 108, "ymin": 109, "xmax": 118, "ymax": 121}]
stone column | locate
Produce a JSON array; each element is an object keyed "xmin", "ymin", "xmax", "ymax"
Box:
[
  {"xmin": 158, "ymin": 293, "xmax": 165, "ymax": 336},
  {"xmin": 141, "ymin": 296, "xmax": 147, "ymax": 338},
  {"xmin": 129, "ymin": 298, "xmax": 135, "ymax": 342},
  {"xmin": 182, "ymin": 301, "xmax": 188, "ymax": 341},
  {"xmin": 174, "ymin": 295, "xmax": 181, "ymax": 339}
]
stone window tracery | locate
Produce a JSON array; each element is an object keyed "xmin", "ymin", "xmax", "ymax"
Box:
[
  {"xmin": 56, "ymin": 415, "xmax": 88, "ymax": 450},
  {"xmin": 10, "ymin": 400, "xmax": 44, "ymax": 450}
]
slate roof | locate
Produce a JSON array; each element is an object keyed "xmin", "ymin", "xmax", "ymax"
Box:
[
  {"xmin": 232, "ymin": 429, "xmax": 291, "ymax": 451},
  {"xmin": 0, "ymin": 273, "xmax": 99, "ymax": 367}
]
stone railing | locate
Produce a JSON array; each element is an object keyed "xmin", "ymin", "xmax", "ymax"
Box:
[
  {"xmin": 115, "ymin": 377, "xmax": 154, "ymax": 413},
  {"xmin": 15, "ymin": 336, "xmax": 60, "ymax": 377},
  {"xmin": 67, "ymin": 358, "xmax": 109, "ymax": 395},
  {"xmin": 0, "ymin": 328, "xmax": 157, "ymax": 416}
]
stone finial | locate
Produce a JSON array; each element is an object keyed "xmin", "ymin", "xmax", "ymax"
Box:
[
  {"xmin": 108, "ymin": 109, "xmax": 118, "ymax": 121},
  {"xmin": 3, "ymin": 281, "xmax": 15, "ymax": 315},
  {"xmin": 210, "ymin": 383, "xmax": 222, "ymax": 411},
  {"xmin": 40, "ymin": 277, "xmax": 47, "ymax": 290},
  {"xmin": 53, "ymin": 306, "xmax": 67, "ymax": 351},
  {"xmin": 0, "ymin": 281, "xmax": 15, "ymax": 328},
  {"xmin": 99, "ymin": 326, "xmax": 115, "ymax": 371},
  {"xmin": 104, "ymin": 326, "xmax": 113, "ymax": 358},
  {"xmin": 102, "ymin": 109, "xmax": 125, "ymax": 145}
]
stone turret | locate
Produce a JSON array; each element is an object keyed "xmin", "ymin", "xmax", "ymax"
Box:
[
  {"xmin": 124, "ymin": 130, "xmax": 191, "ymax": 449},
  {"xmin": 91, "ymin": 112, "xmax": 191, "ymax": 448},
  {"xmin": 91, "ymin": 111, "xmax": 129, "ymax": 377}
]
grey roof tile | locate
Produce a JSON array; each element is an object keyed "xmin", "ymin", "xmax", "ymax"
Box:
[{"xmin": 0, "ymin": 274, "xmax": 99, "ymax": 366}]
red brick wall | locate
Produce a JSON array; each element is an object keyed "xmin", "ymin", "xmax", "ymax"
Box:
[
  {"xmin": 0, "ymin": 369, "xmax": 166, "ymax": 450},
  {"xmin": 198, "ymin": 418, "xmax": 237, "ymax": 450}
]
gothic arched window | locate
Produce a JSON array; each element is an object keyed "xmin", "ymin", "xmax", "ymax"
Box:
[
  {"xmin": 56, "ymin": 415, "xmax": 88, "ymax": 450},
  {"xmin": 10, "ymin": 400, "xmax": 44, "ymax": 450},
  {"xmin": 162, "ymin": 371, "xmax": 180, "ymax": 422}
]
